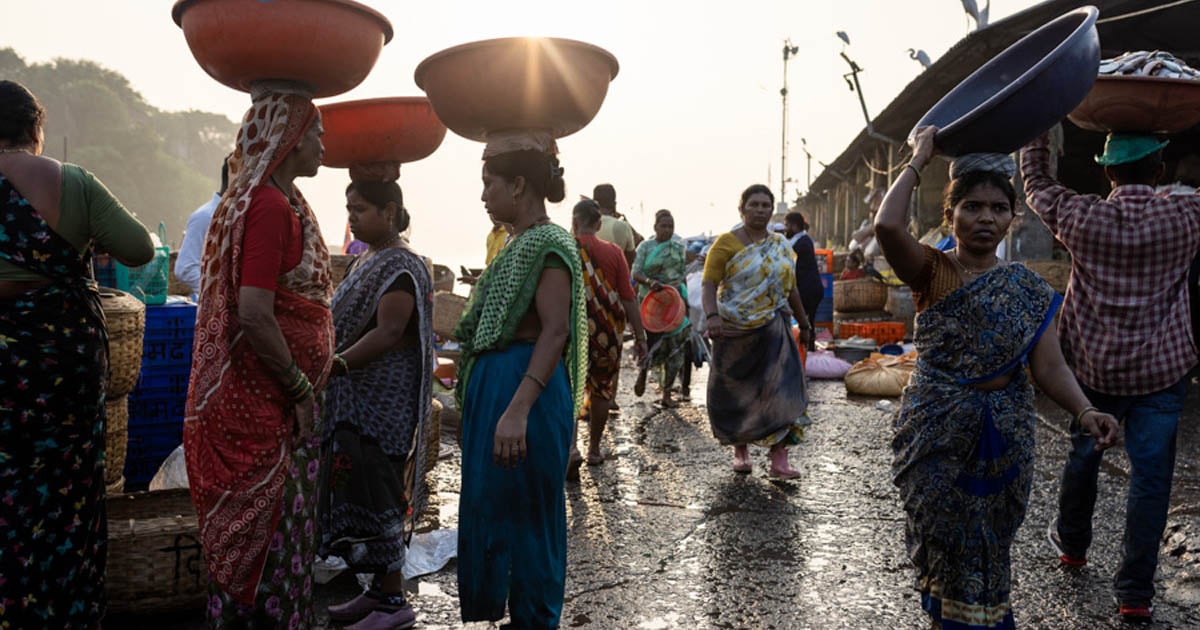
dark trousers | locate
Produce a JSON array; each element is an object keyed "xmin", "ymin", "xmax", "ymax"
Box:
[{"xmin": 1054, "ymin": 378, "xmax": 1185, "ymax": 605}]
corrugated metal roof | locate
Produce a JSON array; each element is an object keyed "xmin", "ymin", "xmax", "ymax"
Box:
[{"xmin": 809, "ymin": 0, "xmax": 1200, "ymax": 193}]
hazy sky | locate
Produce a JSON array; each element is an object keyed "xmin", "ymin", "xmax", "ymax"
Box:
[{"xmin": 5, "ymin": 0, "xmax": 1039, "ymax": 271}]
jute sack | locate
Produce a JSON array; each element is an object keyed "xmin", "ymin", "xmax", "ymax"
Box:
[{"xmin": 844, "ymin": 353, "xmax": 916, "ymax": 397}]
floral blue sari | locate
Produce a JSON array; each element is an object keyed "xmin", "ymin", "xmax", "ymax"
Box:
[{"xmin": 893, "ymin": 263, "xmax": 1060, "ymax": 630}]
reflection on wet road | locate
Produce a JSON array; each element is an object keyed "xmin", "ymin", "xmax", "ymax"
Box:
[{"xmin": 113, "ymin": 368, "xmax": 1200, "ymax": 629}]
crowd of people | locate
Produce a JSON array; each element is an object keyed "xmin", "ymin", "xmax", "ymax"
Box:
[{"xmin": 0, "ymin": 74, "xmax": 1196, "ymax": 630}]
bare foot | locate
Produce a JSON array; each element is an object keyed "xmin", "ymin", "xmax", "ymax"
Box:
[{"xmin": 566, "ymin": 451, "xmax": 584, "ymax": 481}]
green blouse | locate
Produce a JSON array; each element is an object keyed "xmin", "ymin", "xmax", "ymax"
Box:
[{"xmin": 0, "ymin": 164, "xmax": 153, "ymax": 281}]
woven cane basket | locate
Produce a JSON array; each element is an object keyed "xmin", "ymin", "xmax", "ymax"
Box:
[
  {"xmin": 100, "ymin": 289, "xmax": 145, "ymax": 397},
  {"xmin": 433, "ymin": 292, "xmax": 468, "ymax": 340},
  {"xmin": 105, "ymin": 395, "xmax": 129, "ymax": 486},
  {"xmin": 106, "ymin": 475, "xmax": 125, "ymax": 496},
  {"xmin": 330, "ymin": 253, "xmax": 355, "ymax": 287},
  {"xmin": 105, "ymin": 488, "xmax": 207, "ymax": 614},
  {"xmin": 833, "ymin": 278, "xmax": 888, "ymax": 312},
  {"xmin": 425, "ymin": 398, "xmax": 443, "ymax": 475}
]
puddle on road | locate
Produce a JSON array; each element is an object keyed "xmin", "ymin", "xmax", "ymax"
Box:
[{"xmin": 638, "ymin": 612, "xmax": 682, "ymax": 629}]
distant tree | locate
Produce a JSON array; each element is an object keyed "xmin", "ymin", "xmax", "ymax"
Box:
[{"xmin": 1, "ymin": 48, "xmax": 238, "ymax": 248}]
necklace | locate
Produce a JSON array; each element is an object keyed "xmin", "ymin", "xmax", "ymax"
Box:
[
  {"xmin": 363, "ymin": 236, "xmax": 401, "ymax": 257},
  {"xmin": 739, "ymin": 227, "xmax": 767, "ymax": 244},
  {"xmin": 0, "ymin": 147, "xmax": 30, "ymax": 155},
  {"xmin": 949, "ymin": 249, "xmax": 997, "ymax": 276},
  {"xmin": 269, "ymin": 175, "xmax": 303, "ymax": 218}
]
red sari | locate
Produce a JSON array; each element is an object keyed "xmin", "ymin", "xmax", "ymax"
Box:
[{"xmin": 184, "ymin": 91, "xmax": 334, "ymax": 605}]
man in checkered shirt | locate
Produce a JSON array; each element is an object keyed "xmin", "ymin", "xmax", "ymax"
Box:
[{"xmin": 1021, "ymin": 130, "xmax": 1200, "ymax": 622}]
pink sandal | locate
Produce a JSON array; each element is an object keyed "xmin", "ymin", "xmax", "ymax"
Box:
[{"xmin": 768, "ymin": 446, "xmax": 800, "ymax": 479}]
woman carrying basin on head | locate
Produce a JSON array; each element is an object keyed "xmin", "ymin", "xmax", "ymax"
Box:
[
  {"xmin": 319, "ymin": 179, "xmax": 436, "ymax": 630},
  {"xmin": 185, "ymin": 85, "xmax": 335, "ymax": 628},
  {"xmin": 454, "ymin": 133, "xmax": 587, "ymax": 630},
  {"xmin": 878, "ymin": 126, "xmax": 1119, "ymax": 629}
]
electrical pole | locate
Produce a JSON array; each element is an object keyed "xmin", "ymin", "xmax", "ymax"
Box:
[{"xmin": 781, "ymin": 39, "xmax": 798, "ymax": 205}]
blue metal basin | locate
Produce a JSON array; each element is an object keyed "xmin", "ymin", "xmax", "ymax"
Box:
[{"xmin": 912, "ymin": 6, "xmax": 1099, "ymax": 156}]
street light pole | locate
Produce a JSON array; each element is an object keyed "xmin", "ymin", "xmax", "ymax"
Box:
[{"xmin": 781, "ymin": 39, "xmax": 798, "ymax": 205}]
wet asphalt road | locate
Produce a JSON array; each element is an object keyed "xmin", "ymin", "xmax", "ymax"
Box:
[{"xmin": 111, "ymin": 363, "xmax": 1200, "ymax": 629}]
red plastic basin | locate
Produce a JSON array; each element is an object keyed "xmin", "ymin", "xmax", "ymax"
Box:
[
  {"xmin": 173, "ymin": 0, "xmax": 393, "ymax": 98},
  {"xmin": 319, "ymin": 97, "xmax": 448, "ymax": 168}
]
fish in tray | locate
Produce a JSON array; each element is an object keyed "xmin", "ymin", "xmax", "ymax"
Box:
[{"xmin": 1098, "ymin": 50, "xmax": 1200, "ymax": 80}]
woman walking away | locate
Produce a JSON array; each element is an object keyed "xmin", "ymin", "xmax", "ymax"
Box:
[
  {"xmin": 184, "ymin": 85, "xmax": 335, "ymax": 628},
  {"xmin": 0, "ymin": 79, "xmax": 154, "ymax": 628},
  {"xmin": 877, "ymin": 125, "xmax": 1120, "ymax": 630},
  {"xmin": 632, "ymin": 209, "xmax": 691, "ymax": 407},
  {"xmin": 320, "ymin": 180, "xmax": 435, "ymax": 630},
  {"xmin": 701, "ymin": 184, "xmax": 812, "ymax": 478},
  {"xmin": 568, "ymin": 198, "xmax": 648, "ymax": 478},
  {"xmin": 455, "ymin": 136, "xmax": 587, "ymax": 629}
]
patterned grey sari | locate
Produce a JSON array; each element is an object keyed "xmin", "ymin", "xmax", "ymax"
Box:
[{"xmin": 318, "ymin": 245, "xmax": 434, "ymax": 574}]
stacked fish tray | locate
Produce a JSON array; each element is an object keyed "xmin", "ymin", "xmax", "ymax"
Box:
[{"xmin": 125, "ymin": 299, "xmax": 197, "ymax": 491}]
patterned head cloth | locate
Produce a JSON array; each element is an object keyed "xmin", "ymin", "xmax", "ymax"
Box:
[
  {"xmin": 199, "ymin": 88, "xmax": 331, "ymax": 309},
  {"xmin": 185, "ymin": 86, "xmax": 335, "ymax": 604},
  {"xmin": 949, "ymin": 152, "xmax": 1017, "ymax": 179}
]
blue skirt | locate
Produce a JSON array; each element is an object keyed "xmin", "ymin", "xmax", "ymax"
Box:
[{"xmin": 458, "ymin": 343, "xmax": 572, "ymax": 629}]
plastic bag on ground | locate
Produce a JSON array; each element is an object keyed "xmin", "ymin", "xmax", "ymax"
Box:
[
  {"xmin": 354, "ymin": 529, "xmax": 459, "ymax": 590},
  {"xmin": 806, "ymin": 349, "xmax": 852, "ymax": 379},
  {"xmin": 148, "ymin": 444, "xmax": 189, "ymax": 491}
]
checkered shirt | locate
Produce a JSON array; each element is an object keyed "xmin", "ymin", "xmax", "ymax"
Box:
[{"xmin": 1021, "ymin": 134, "xmax": 1200, "ymax": 395}]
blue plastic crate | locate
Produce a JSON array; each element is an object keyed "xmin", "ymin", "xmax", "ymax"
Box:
[
  {"xmin": 129, "ymin": 390, "xmax": 187, "ymax": 423},
  {"xmin": 815, "ymin": 297, "xmax": 834, "ymax": 322},
  {"xmin": 144, "ymin": 300, "xmax": 198, "ymax": 340},
  {"xmin": 141, "ymin": 337, "xmax": 194, "ymax": 368},
  {"xmin": 124, "ymin": 420, "xmax": 183, "ymax": 489},
  {"xmin": 821, "ymin": 273, "xmax": 834, "ymax": 298},
  {"xmin": 135, "ymin": 364, "xmax": 191, "ymax": 398},
  {"xmin": 93, "ymin": 255, "xmax": 119, "ymax": 289}
]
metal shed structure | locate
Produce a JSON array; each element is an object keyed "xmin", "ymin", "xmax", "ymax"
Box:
[{"xmin": 801, "ymin": 0, "xmax": 1200, "ymax": 251}]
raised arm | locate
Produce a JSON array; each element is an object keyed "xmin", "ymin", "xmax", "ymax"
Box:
[
  {"xmin": 875, "ymin": 125, "xmax": 936, "ymax": 285},
  {"xmin": 1019, "ymin": 130, "xmax": 1078, "ymax": 238}
]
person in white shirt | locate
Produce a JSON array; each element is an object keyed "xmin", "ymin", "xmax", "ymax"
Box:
[{"xmin": 174, "ymin": 156, "xmax": 230, "ymax": 295}]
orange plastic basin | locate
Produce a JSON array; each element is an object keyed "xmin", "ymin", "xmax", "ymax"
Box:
[
  {"xmin": 641, "ymin": 286, "xmax": 685, "ymax": 334},
  {"xmin": 1068, "ymin": 75, "xmax": 1200, "ymax": 133},
  {"xmin": 319, "ymin": 97, "xmax": 448, "ymax": 168},
  {"xmin": 414, "ymin": 37, "xmax": 619, "ymax": 142},
  {"xmin": 172, "ymin": 0, "xmax": 393, "ymax": 98}
]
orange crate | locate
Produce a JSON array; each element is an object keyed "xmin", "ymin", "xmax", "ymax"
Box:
[
  {"xmin": 838, "ymin": 321, "xmax": 906, "ymax": 344},
  {"xmin": 814, "ymin": 249, "xmax": 834, "ymax": 274}
]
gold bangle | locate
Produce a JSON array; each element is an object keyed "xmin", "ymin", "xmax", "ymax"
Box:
[{"xmin": 523, "ymin": 373, "xmax": 547, "ymax": 389}]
